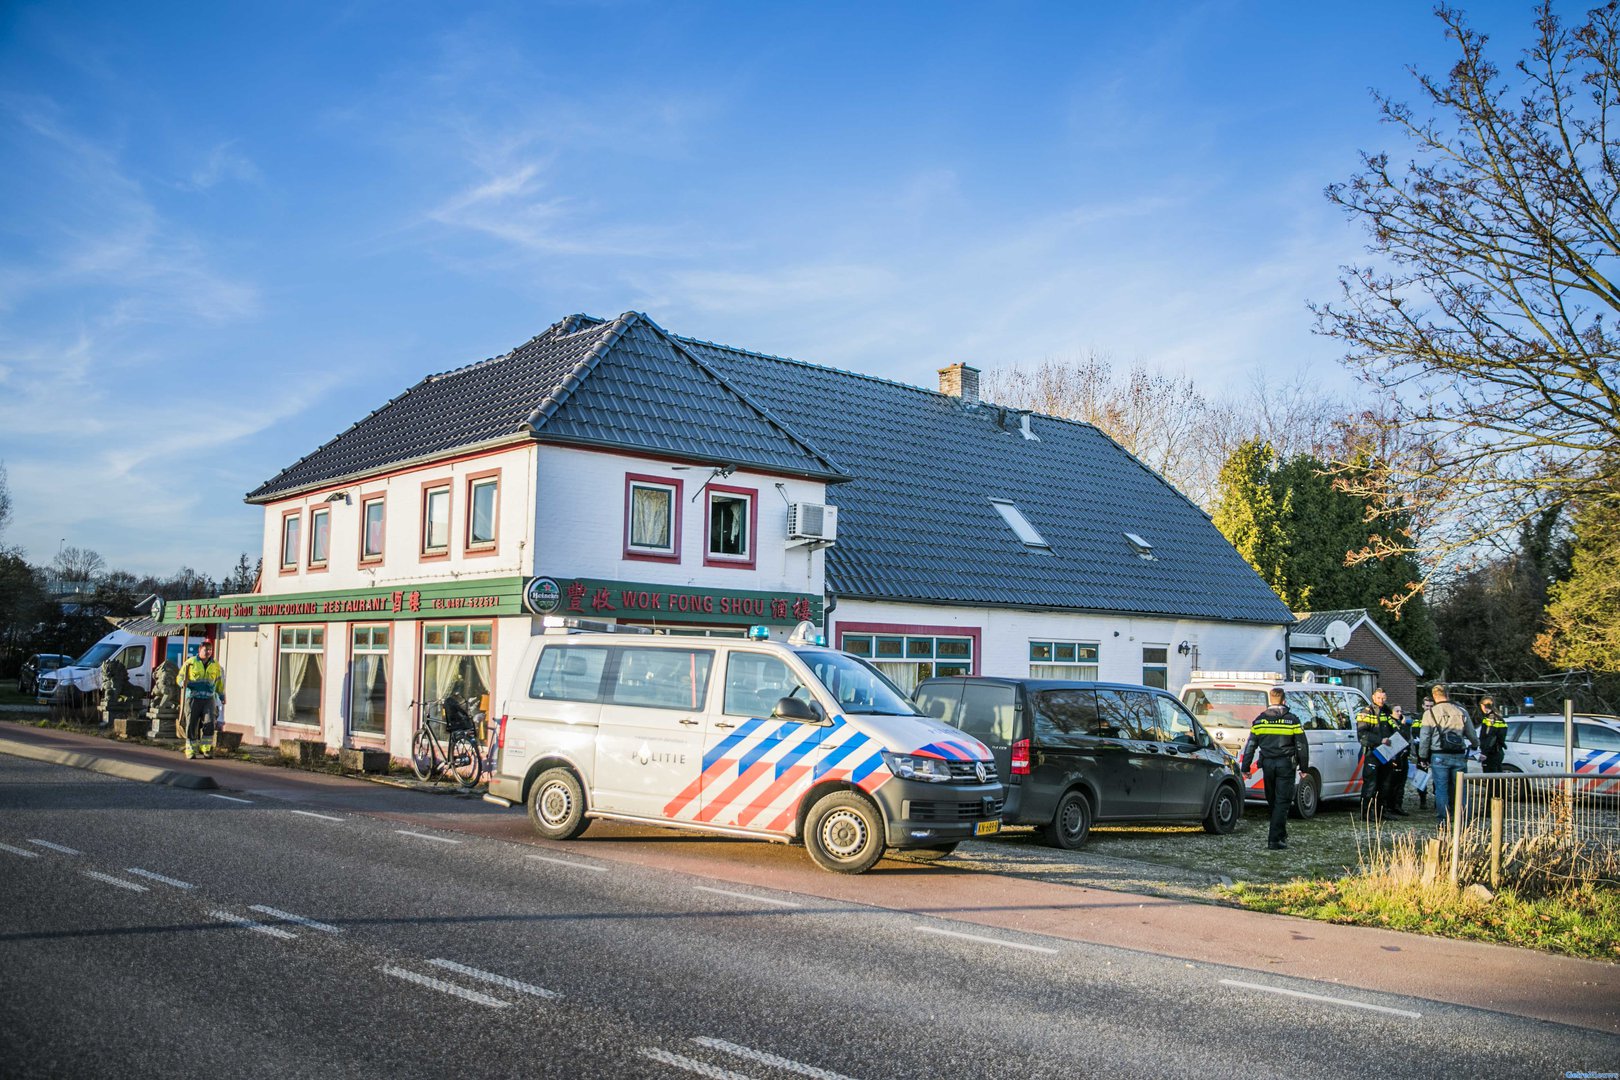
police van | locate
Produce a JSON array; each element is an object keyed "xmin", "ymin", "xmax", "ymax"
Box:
[
  {"xmin": 486, "ymin": 621, "xmax": 1004, "ymax": 874},
  {"xmin": 1179, "ymin": 671, "xmax": 1372, "ymax": 818}
]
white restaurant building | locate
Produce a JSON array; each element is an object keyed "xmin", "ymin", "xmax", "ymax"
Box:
[{"xmin": 163, "ymin": 312, "xmax": 1292, "ymax": 759}]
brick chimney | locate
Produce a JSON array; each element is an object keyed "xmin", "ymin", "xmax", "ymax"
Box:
[{"xmin": 938, "ymin": 363, "xmax": 980, "ymax": 404}]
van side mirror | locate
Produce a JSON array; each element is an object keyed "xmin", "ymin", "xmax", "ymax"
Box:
[{"xmin": 773, "ymin": 696, "xmax": 824, "ymax": 724}]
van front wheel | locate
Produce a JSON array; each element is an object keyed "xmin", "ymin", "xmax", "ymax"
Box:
[
  {"xmin": 528, "ymin": 768, "xmax": 590, "ymax": 841},
  {"xmin": 1203, "ymin": 785, "xmax": 1241, "ymax": 834},
  {"xmin": 805, "ymin": 791, "xmax": 885, "ymax": 874}
]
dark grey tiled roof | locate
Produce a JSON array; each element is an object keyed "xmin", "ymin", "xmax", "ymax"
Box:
[
  {"xmin": 1293, "ymin": 609, "xmax": 1368, "ymax": 635},
  {"xmin": 676, "ymin": 331, "xmax": 1295, "ymax": 625},
  {"xmin": 247, "ymin": 312, "xmax": 842, "ymax": 501}
]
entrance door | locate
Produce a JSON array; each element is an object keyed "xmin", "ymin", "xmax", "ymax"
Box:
[{"xmin": 592, "ymin": 645, "xmax": 715, "ymax": 819}]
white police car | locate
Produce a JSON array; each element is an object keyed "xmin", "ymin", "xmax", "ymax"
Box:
[{"xmin": 1484, "ymin": 713, "xmax": 1620, "ymax": 794}]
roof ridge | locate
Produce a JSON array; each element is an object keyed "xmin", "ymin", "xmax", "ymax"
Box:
[
  {"xmin": 423, "ymin": 313, "xmax": 584, "ymax": 382},
  {"xmin": 520, "ymin": 311, "xmax": 643, "ymax": 433},
  {"xmin": 675, "ymin": 332, "xmax": 958, "ymax": 404},
  {"xmin": 641, "ymin": 319, "xmax": 848, "ymax": 479},
  {"xmin": 246, "ymin": 380, "xmax": 425, "ymax": 501}
]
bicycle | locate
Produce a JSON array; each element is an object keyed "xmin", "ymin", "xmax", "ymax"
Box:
[{"xmin": 410, "ymin": 695, "xmax": 485, "ymax": 787}]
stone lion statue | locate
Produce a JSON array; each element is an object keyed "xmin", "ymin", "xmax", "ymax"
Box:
[{"xmin": 99, "ymin": 658, "xmax": 146, "ymax": 721}]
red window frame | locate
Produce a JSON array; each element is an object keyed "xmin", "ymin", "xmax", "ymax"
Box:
[
  {"xmin": 703, "ymin": 483, "xmax": 758, "ymax": 570},
  {"xmin": 359, "ymin": 493, "xmax": 385, "ymax": 564},
  {"xmin": 279, "ymin": 508, "xmax": 302, "ymax": 575},
  {"xmin": 420, "ymin": 480, "xmax": 451, "ymax": 561},
  {"xmin": 623, "ymin": 473, "xmax": 683, "ymax": 563},
  {"xmin": 464, "ymin": 469, "xmax": 500, "ymax": 557},
  {"xmin": 307, "ymin": 506, "xmax": 330, "ymax": 572}
]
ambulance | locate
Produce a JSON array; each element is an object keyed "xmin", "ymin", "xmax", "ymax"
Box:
[
  {"xmin": 486, "ymin": 621, "xmax": 1004, "ymax": 873},
  {"xmin": 1179, "ymin": 671, "xmax": 1372, "ymax": 818}
]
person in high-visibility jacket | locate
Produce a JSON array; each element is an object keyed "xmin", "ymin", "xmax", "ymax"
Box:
[
  {"xmin": 1240, "ymin": 687, "xmax": 1310, "ymax": 851},
  {"xmin": 178, "ymin": 640, "xmax": 226, "ymax": 759},
  {"xmin": 1478, "ymin": 696, "xmax": 1508, "ymax": 774}
]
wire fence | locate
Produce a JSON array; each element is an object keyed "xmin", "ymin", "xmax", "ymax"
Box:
[{"xmin": 1449, "ymin": 772, "xmax": 1620, "ymax": 891}]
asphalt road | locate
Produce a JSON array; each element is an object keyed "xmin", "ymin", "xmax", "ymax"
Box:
[{"xmin": 1, "ymin": 755, "xmax": 1616, "ymax": 1080}]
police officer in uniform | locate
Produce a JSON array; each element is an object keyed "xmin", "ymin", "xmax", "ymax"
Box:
[
  {"xmin": 1241, "ymin": 687, "xmax": 1310, "ymax": 850},
  {"xmin": 1478, "ymin": 696, "xmax": 1508, "ymax": 773},
  {"xmin": 1355, "ymin": 688, "xmax": 1397, "ymax": 820},
  {"xmin": 1385, "ymin": 704, "xmax": 1411, "ymax": 816}
]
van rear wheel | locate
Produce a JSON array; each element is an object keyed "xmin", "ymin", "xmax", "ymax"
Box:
[
  {"xmin": 1290, "ymin": 772, "xmax": 1320, "ymax": 819},
  {"xmin": 1048, "ymin": 790, "xmax": 1092, "ymax": 850},
  {"xmin": 528, "ymin": 768, "xmax": 590, "ymax": 841},
  {"xmin": 804, "ymin": 791, "xmax": 885, "ymax": 874}
]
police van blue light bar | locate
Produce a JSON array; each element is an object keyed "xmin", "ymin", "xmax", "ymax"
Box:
[{"xmin": 747, "ymin": 625, "xmax": 771, "ymax": 640}]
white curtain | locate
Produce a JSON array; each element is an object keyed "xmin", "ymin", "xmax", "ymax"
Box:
[
  {"xmin": 280, "ymin": 651, "xmax": 316, "ymax": 725},
  {"xmin": 632, "ymin": 488, "xmax": 670, "ymax": 548}
]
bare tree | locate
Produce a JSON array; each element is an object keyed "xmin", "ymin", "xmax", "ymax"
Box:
[
  {"xmin": 51, "ymin": 546, "xmax": 105, "ymax": 587},
  {"xmin": 1313, "ymin": 3, "xmax": 1620, "ymax": 600}
]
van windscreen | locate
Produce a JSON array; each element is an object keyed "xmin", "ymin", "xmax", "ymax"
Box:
[{"xmin": 1182, "ymin": 687, "xmax": 1267, "ymax": 727}]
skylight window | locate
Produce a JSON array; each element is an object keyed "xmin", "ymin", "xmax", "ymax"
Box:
[
  {"xmin": 991, "ymin": 500, "xmax": 1050, "ymax": 549},
  {"xmin": 1125, "ymin": 532, "xmax": 1155, "ymax": 559}
]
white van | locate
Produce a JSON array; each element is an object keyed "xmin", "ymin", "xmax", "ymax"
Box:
[
  {"xmin": 1179, "ymin": 671, "xmax": 1371, "ymax": 818},
  {"xmin": 487, "ymin": 623, "xmax": 1004, "ymax": 874},
  {"xmin": 34, "ymin": 628, "xmax": 196, "ymax": 708}
]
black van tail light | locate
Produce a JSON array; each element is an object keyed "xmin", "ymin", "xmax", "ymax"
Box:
[{"xmin": 1010, "ymin": 738, "xmax": 1031, "ymax": 776}]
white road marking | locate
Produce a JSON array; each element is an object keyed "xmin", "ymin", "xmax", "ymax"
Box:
[
  {"xmin": 525, "ymin": 853, "xmax": 606, "ymax": 872},
  {"xmin": 427, "ymin": 958, "xmax": 558, "ymax": 999},
  {"xmin": 381, "ymin": 965, "xmax": 510, "ymax": 1008},
  {"xmin": 26, "ymin": 839, "xmax": 81, "ymax": 855},
  {"xmin": 638, "ymin": 1048, "xmax": 758, "ymax": 1080},
  {"xmin": 83, "ymin": 870, "xmax": 148, "ymax": 892},
  {"xmin": 125, "ymin": 868, "xmax": 195, "ymax": 889},
  {"xmin": 207, "ymin": 794, "xmax": 253, "ymax": 804},
  {"xmin": 249, "ymin": 905, "xmax": 342, "ymax": 933},
  {"xmin": 913, "ymin": 924, "xmax": 1059, "ymax": 955},
  {"xmin": 289, "ymin": 810, "xmax": 344, "ymax": 822},
  {"xmin": 395, "ymin": 830, "xmax": 460, "ymax": 844},
  {"xmin": 1219, "ymin": 978, "xmax": 1423, "ymax": 1019},
  {"xmin": 692, "ymin": 886, "xmax": 801, "ymax": 908},
  {"xmin": 207, "ymin": 910, "xmax": 297, "ymax": 940},
  {"xmin": 693, "ymin": 1036, "xmax": 860, "ymax": 1080},
  {"xmin": 0, "ymin": 842, "xmax": 39, "ymax": 858}
]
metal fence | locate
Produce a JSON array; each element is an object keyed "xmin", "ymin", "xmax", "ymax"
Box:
[{"xmin": 1448, "ymin": 772, "xmax": 1620, "ymax": 890}]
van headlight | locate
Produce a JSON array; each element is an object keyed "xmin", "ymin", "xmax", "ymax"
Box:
[{"xmin": 881, "ymin": 752, "xmax": 954, "ymax": 783}]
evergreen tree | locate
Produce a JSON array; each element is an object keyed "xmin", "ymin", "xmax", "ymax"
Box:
[
  {"xmin": 1537, "ymin": 496, "xmax": 1620, "ymax": 673},
  {"xmin": 1212, "ymin": 439, "xmax": 1300, "ymax": 607}
]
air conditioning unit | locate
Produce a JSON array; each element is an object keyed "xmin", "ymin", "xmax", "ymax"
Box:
[{"xmin": 787, "ymin": 502, "xmax": 838, "ymax": 543}]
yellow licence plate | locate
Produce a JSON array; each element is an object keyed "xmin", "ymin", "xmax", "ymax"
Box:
[{"xmin": 975, "ymin": 820, "xmax": 1000, "ymax": 837}]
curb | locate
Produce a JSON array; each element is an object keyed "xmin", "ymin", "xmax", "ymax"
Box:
[{"xmin": 0, "ymin": 735, "xmax": 219, "ymax": 790}]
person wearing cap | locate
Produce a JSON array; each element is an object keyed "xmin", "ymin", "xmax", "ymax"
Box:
[{"xmin": 178, "ymin": 641, "xmax": 226, "ymax": 759}]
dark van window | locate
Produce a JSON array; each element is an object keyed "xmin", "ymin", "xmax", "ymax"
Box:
[
  {"xmin": 958, "ymin": 682, "xmax": 1018, "ymax": 748},
  {"xmin": 1095, "ymin": 690, "xmax": 1152, "ymax": 740},
  {"xmin": 914, "ymin": 682, "xmax": 965, "ymax": 727},
  {"xmin": 1037, "ymin": 689, "xmax": 1099, "ymax": 736},
  {"xmin": 724, "ymin": 653, "xmax": 808, "ymax": 718},
  {"xmin": 529, "ymin": 646, "xmax": 609, "ymax": 702}
]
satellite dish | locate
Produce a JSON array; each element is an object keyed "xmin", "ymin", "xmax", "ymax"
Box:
[{"xmin": 1324, "ymin": 620, "xmax": 1352, "ymax": 650}]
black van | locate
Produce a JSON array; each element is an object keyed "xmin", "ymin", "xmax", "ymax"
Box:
[{"xmin": 913, "ymin": 677, "xmax": 1243, "ymax": 849}]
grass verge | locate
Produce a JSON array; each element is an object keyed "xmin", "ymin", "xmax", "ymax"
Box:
[{"xmin": 1224, "ymin": 877, "xmax": 1620, "ymax": 961}]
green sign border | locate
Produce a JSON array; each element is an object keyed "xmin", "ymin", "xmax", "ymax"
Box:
[{"xmin": 161, "ymin": 574, "xmax": 821, "ymax": 628}]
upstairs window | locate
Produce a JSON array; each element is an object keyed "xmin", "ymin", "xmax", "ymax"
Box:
[
  {"xmin": 625, "ymin": 475, "xmax": 681, "ymax": 561},
  {"xmin": 422, "ymin": 484, "xmax": 450, "ymax": 556},
  {"xmin": 705, "ymin": 485, "xmax": 755, "ymax": 568},
  {"xmin": 467, "ymin": 473, "xmax": 498, "ymax": 551},
  {"xmin": 361, "ymin": 495, "xmax": 385, "ymax": 562},
  {"xmin": 990, "ymin": 499, "xmax": 1049, "ymax": 549},
  {"xmin": 280, "ymin": 511, "xmax": 302, "ymax": 571},
  {"xmin": 309, "ymin": 507, "xmax": 330, "ymax": 568}
]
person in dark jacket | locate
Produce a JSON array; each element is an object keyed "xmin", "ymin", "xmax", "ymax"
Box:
[
  {"xmin": 1355, "ymin": 688, "xmax": 1398, "ymax": 820},
  {"xmin": 1241, "ymin": 688, "xmax": 1310, "ymax": 850},
  {"xmin": 1478, "ymin": 696, "xmax": 1507, "ymax": 773},
  {"xmin": 1385, "ymin": 704, "xmax": 1412, "ymax": 816}
]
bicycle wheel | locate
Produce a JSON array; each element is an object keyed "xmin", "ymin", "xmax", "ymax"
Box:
[
  {"xmin": 410, "ymin": 727, "xmax": 438, "ymax": 781},
  {"xmin": 448, "ymin": 730, "xmax": 483, "ymax": 787}
]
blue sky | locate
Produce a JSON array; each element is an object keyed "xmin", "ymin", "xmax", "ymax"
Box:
[{"xmin": 0, "ymin": 0, "xmax": 1535, "ymax": 577}]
